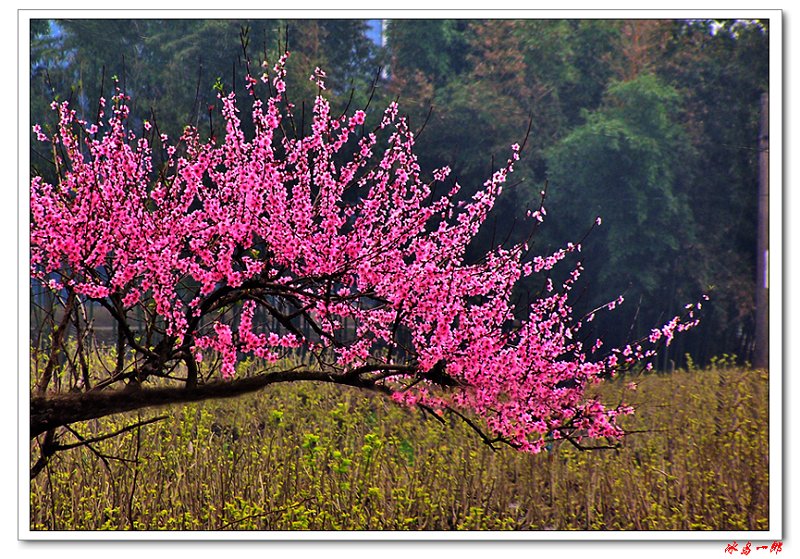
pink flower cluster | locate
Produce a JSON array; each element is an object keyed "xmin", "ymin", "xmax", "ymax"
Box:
[{"xmin": 30, "ymin": 57, "xmax": 700, "ymax": 452}]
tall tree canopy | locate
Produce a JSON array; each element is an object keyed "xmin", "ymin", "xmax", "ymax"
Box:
[{"xmin": 545, "ymin": 74, "xmax": 696, "ymax": 354}]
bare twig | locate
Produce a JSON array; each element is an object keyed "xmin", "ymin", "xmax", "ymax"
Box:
[{"xmin": 52, "ymin": 415, "xmax": 168, "ymax": 451}]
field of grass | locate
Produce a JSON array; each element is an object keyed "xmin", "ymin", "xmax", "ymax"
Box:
[{"xmin": 30, "ymin": 362, "xmax": 769, "ymax": 531}]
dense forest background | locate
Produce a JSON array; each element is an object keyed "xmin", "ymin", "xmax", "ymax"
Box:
[{"xmin": 29, "ymin": 18, "xmax": 770, "ymax": 369}]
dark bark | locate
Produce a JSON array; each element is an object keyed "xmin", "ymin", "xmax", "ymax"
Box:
[{"xmin": 30, "ymin": 366, "xmax": 411, "ymax": 438}]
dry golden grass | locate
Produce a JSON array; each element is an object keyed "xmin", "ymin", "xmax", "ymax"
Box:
[{"xmin": 30, "ymin": 362, "xmax": 769, "ymax": 531}]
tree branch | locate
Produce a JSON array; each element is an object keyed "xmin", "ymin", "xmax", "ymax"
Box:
[
  {"xmin": 53, "ymin": 415, "xmax": 168, "ymax": 451},
  {"xmin": 30, "ymin": 366, "xmax": 406, "ymax": 438}
]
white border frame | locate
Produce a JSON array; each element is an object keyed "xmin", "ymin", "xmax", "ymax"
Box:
[{"xmin": 17, "ymin": 8, "xmax": 784, "ymax": 544}]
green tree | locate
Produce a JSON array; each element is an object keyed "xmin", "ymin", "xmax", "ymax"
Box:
[
  {"xmin": 655, "ymin": 20, "xmax": 769, "ymax": 363},
  {"xmin": 546, "ymin": 74, "xmax": 696, "ymax": 351},
  {"xmin": 385, "ymin": 19, "xmax": 470, "ymax": 90},
  {"xmin": 556, "ymin": 20, "xmax": 620, "ymax": 125}
]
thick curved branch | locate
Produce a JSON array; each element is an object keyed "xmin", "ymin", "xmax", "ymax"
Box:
[{"xmin": 30, "ymin": 366, "xmax": 409, "ymax": 438}]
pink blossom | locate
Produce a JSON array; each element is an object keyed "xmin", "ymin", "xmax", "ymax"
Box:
[{"xmin": 29, "ymin": 53, "xmax": 701, "ymax": 454}]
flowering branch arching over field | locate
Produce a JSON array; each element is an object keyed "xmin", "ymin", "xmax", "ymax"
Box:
[{"xmin": 30, "ymin": 54, "xmax": 700, "ymax": 452}]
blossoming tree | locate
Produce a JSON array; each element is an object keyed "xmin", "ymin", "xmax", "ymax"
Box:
[{"xmin": 29, "ymin": 55, "xmax": 700, "ymax": 462}]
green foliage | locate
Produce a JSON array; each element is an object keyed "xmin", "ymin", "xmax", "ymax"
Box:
[
  {"xmin": 655, "ymin": 20, "xmax": 769, "ymax": 363},
  {"xmin": 544, "ymin": 73, "xmax": 697, "ymax": 353},
  {"xmin": 548, "ymin": 74, "xmax": 693, "ymax": 293},
  {"xmin": 556, "ymin": 20, "xmax": 621, "ymax": 125},
  {"xmin": 386, "ymin": 20, "xmax": 469, "ymax": 87}
]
